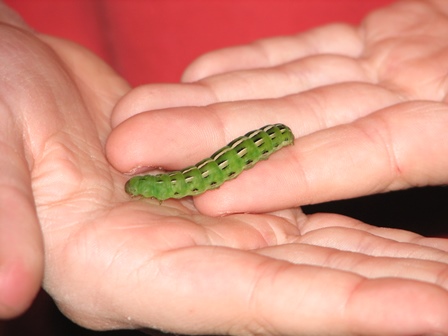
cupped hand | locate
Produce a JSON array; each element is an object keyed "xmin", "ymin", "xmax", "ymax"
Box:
[
  {"xmin": 109, "ymin": 0, "xmax": 448, "ymax": 215},
  {"xmin": 1, "ymin": 1, "xmax": 448, "ymax": 336},
  {"xmin": 105, "ymin": 0, "xmax": 448, "ymax": 334}
]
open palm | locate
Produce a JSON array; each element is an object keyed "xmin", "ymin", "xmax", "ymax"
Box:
[{"xmin": 1, "ymin": 1, "xmax": 448, "ymax": 336}]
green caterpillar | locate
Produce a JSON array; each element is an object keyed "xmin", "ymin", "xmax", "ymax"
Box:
[{"xmin": 125, "ymin": 123, "xmax": 294, "ymax": 201}]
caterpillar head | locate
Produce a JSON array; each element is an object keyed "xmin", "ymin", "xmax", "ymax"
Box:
[
  {"xmin": 125, "ymin": 177, "xmax": 140, "ymax": 196},
  {"xmin": 125, "ymin": 174, "xmax": 172, "ymax": 201}
]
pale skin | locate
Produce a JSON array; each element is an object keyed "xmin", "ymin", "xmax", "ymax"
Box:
[{"xmin": 1, "ymin": 0, "xmax": 448, "ymax": 335}]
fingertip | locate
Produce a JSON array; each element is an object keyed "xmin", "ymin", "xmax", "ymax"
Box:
[
  {"xmin": 111, "ymin": 83, "xmax": 215, "ymax": 127},
  {"xmin": 181, "ymin": 53, "xmax": 217, "ymax": 83},
  {"xmin": 0, "ymin": 257, "xmax": 43, "ymax": 319},
  {"xmin": 182, "ymin": 47, "xmax": 259, "ymax": 83},
  {"xmin": 106, "ymin": 111, "xmax": 170, "ymax": 173},
  {"xmin": 0, "ymin": 190, "xmax": 44, "ymax": 319},
  {"xmin": 346, "ymin": 278, "xmax": 448, "ymax": 334}
]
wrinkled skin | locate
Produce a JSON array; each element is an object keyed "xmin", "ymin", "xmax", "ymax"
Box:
[{"xmin": 1, "ymin": 0, "xmax": 448, "ymax": 335}]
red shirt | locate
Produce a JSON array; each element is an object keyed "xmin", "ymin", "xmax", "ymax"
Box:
[{"xmin": 5, "ymin": 0, "xmax": 395, "ymax": 86}]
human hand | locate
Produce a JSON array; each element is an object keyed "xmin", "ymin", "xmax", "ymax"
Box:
[
  {"xmin": 109, "ymin": 0, "xmax": 448, "ymax": 215},
  {"xmin": 105, "ymin": 0, "xmax": 448, "ymax": 334},
  {"xmin": 0, "ymin": 8, "xmax": 129, "ymax": 318}
]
